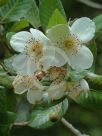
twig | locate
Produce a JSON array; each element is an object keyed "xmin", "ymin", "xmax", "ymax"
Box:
[
  {"xmin": 61, "ymin": 117, "xmax": 89, "ymax": 136},
  {"xmin": 13, "ymin": 121, "xmax": 28, "ymax": 127},
  {"xmin": 77, "ymin": 0, "xmax": 102, "ymax": 9}
]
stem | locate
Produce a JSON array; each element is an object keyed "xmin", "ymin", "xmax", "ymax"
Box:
[
  {"xmin": 61, "ymin": 117, "xmax": 89, "ymax": 136},
  {"xmin": 13, "ymin": 121, "xmax": 28, "ymax": 127}
]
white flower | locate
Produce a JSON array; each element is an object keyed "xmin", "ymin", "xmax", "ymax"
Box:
[
  {"xmin": 47, "ymin": 79, "xmax": 67, "ymax": 100},
  {"xmin": 13, "ymin": 75, "xmax": 44, "ymax": 104},
  {"xmin": 46, "ymin": 17, "xmax": 95, "ymax": 71},
  {"xmin": 46, "ymin": 67, "xmax": 68, "ymax": 100},
  {"xmin": 47, "ymin": 66, "xmax": 67, "ymax": 81},
  {"xmin": 10, "ymin": 28, "xmax": 54, "ymax": 75},
  {"xmin": 67, "ymin": 79, "xmax": 89, "ymax": 99}
]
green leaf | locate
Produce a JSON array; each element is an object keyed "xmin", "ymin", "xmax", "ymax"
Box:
[
  {"xmin": 88, "ymin": 41, "xmax": 97, "ymax": 72},
  {"xmin": 0, "ymin": 66, "xmax": 13, "ymax": 89},
  {"xmin": 0, "ymin": 86, "xmax": 16, "ymax": 112},
  {"xmin": 75, "ymin": 90, "xmax": 102, "ymax": 110},
  {"xmin": 0, "ymin": 0, "xmax": 33, "ymax": 22},
  {"xmin": 0, "ymin": 74, "xmax": 13, "ymax": 89},
  {"xmin": 93, "ymin": 14, "xmax": 102, "ymax": 33},
  {"xmin": 0, "ymin": 86, "xmax": 7, "ymax": 112},
  {"xmin": 25, "ymin": 0, "xmax": 40, "ymax": 28},
  {"xmin": 0, "ymin": 87, "xmax": 16, "ymax": 135},
  {"xmin": 39, "ymin": 0, "xmax": 66, "ymax": 30},
  {"xmin": 85, "ymin": 72, "xmax": 102, "ymax": 91},
  {"xmin": 6, "ymin": 32, "xmax": 15, "ymax": 43},
  {"xmin": 9, "ymin": 19, "xmax": 29, "ymax": 32},
  {"xmin": 47, "ymin": 9, "xmax": 67, "ymax": 29},
  {"xmin": 0, "ymin": 111, "xmax": 16, "ymax": 136},
  {"xmin": 28, "ymin": 99, "xmax": 68, "ymax": 129},
  {"xmin": 0, "ymin": 66, "xmax": 7, "ymax": 76}
]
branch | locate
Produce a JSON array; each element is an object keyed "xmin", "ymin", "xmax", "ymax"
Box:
[
  {"xmin": 13, "ymin": 121, "xmax": 28, "ymax": 127},
  {"xmin": 77, "ymin": 0, "xmax": 102, "ymax": 9},
  {"xmin": 61, "ymin": 117, "xmax": 89, "ymax": 136}
]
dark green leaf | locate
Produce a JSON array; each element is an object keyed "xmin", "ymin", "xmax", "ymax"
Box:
[
  {"xmin": 0, "ymin": 64, "xmax": 13, "ymax": 89},
  {"xmin": 0, "ymin": 112, "xmax": 16, "ymax": 136},
  {"xmin": 0, "ymin": 86, "xmax": 7, "ymax": 112},
  {"xmin": 28, "ymin": 99, "xmax": 68, "ymax": 129},
  {"xmin": 0, "ymin": 85, "xmax": 16, "ymax": 112},
  {"xmin": 0, "ymin": 0, "xmax": 9, "ymax": 7},
  {"xmin": 0, "ymin": 74, "xmax": 13, "ymax": 89},
  {"xmin": 39, "ymin": 0, "xmax": 66, "ymax": 30},
  {"xmin": 0, "ymin": 86, "xmax": 16, "ymax": 135}
]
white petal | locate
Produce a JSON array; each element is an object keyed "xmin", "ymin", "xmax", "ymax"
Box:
[
  {"xmin": 70, "ymin": 17, "xmax": 95, "ymax": 43},
  {"xmin": 80, "ymin": 79, "xmax": 89, "ymax": 98},
  {"xmin": 37, "ymin": 46, "xmax": 56, "ymax": 70},
  {"xmin": 80, "ymin": 79, "xmax": 89, "ymax": 92},
  {"xmin": 13, "ymin": 75, "xmax": 28, "ymax": 94},
  {"xmin": 30, "ymin": 28, "xmax": 51, "ymax": 46},
  {"xmin": 27, "ymin": 89, "xmax": 42, "ymax": 104},
  {"xmin": 48, "ymin": 80, "xmax": 67, "ymax": 100},
  {"xmin": 46, "ymin": 24, "xmax": 70, "ymax": 48},
  {"xmin": 67, "ymin": 46, "xmax": 93, "ymax": 71},
  {"xmin": 54, "ymin": 47, "xmax": 68, "ymax": 66},
  {"xmin": 10, "ymin": 31, "xmax": 33, "ymax": 52},
  {"xmin": 12, "ymin": 54, "xmax": 37, "ymax": 75}
]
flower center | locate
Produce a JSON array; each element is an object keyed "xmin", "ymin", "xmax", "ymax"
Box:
[
  {"xmin": 26, "ymin": 39, "xmax": 43, "ymax": 58},
  {"xmin": 64, "ymin": 35, "xmax": 81, "ymax": 54},
  {"xmin": 47, "ymin": 66, "xmax": 67, "ymax": 81}
]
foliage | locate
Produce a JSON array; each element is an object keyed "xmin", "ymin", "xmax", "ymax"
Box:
[{"xmin": 0, "ymin": 0, "xmax": 102, "ymax": 135}]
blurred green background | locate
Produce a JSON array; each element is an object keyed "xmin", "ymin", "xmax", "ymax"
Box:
[{"xmin": 10, "ymin": 0, "xmax": 102, "ymax": 135}]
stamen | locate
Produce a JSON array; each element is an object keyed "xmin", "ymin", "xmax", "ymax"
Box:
[
  {"xmin": 25, "ymin": 38, "xmax": 43, "ymax": 58},
  {"xmin": 63, "ymin": 34, "xmax": 81, "ymax": 54}
]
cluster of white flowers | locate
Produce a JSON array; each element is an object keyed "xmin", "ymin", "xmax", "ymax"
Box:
[{"xmin": 10, "ymin": 17, "xmax": 95, "ymax": 104}]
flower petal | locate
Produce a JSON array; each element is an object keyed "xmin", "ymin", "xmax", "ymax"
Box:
[
  {"xmin": 27, "ymin": 89, "xmax": 42, "ymax": 104},
  {"xmin": 80, "ymin": 79, "xmax": 89, "ymax": 92},
  {"xmin": 30, "ymin": 28, "xmax": 51, "ymax": 46},
  {"xmin": 67, "ymin": 46, "xmax": 93, "ymax": 71},
  {"xmin": 70, "ymin": 17, "xmax": 95, "ymax": 43},
  {"xmin": 12, "ymin": 54, "xmax": 37, "ymax": 75},
  {"xmin": 10, "ymin": 31, "xmax": 33, "ymax": 52},
  {"xmin": 13, "ymin": 75, "xmax": 28, "ymax": 94},
  {"xmin": 48, "ymin": 80, "xmax": 67, "ymax": 100},
  {"xmin": 46, "ymin": 24, "xmax": 70, "ymax": 48},
  {"xmin": 37, "ymin": 46, "xmax": 56, "ymax": 70}
]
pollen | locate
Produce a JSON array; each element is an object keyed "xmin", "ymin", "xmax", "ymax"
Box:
[
  {"xmin": 26, "ymin": 38, "xmax": 43, "ymax": 57},
  {"xmin": 47, "ymin": 66, "xmax": 67, "ymax": 81},
  {"xmin": 63, "ymin": 35, "xmax": 81, "ymax": 54},
  {"xmin": 13, "ymin": 75, "xmax": 35, "ymax": 90}
]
